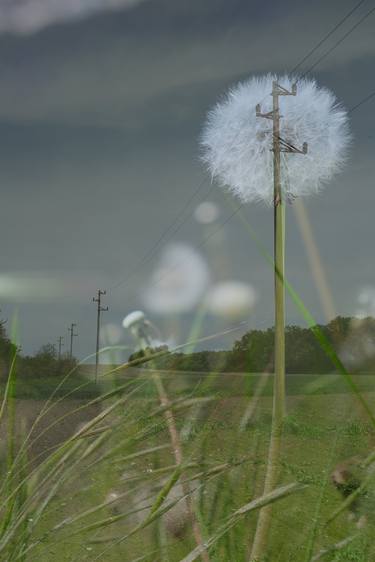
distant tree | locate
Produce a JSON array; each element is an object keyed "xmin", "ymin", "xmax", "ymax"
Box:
[
  {"xmin": 325, "ymin": 316, "xmax": 352, "ymax": 343},
  {"xmin": 284, "ymin": 325, "xmax": 331, "ymax": 374},
  {"xmin": 20, "ymin": 343, "xmax": 77, "ymax": 378},
  {"xmin": 0, "ymin": 316, "xmax": 18, "ymax": 381},
  {"xmin": 231, "ymin": 328, "xmax": 274, "ymax": 372},
  {"xmin": 128, "ymin": 345, "xmax": 169, "ymax": 367}
]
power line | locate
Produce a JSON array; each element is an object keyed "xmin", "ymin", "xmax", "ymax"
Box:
[
  {"xmin": 146, "ymin": 203, "xmax": 244, "ymax": 291},
  {"xmin": 107, "ymin": 3, "xmax": 375, "ymax": 301},
  {"xmin": 255, "ymin": 0, "xmax": 372, "ymax": 110},
  {"xmin": 109, "ymin": 177, "xmax": 209, "ymax": 291},
  {"xmin": 301, "ymin": 5, "xmax": 375, "ymax": 77},
  {"xmin": 105, "ymin": 84, "xmax": 374, "ymax": 317},
  {"xmin": 290, "ymin": 0, "xmax": 369, "ymax": 74},
  {"xmin": 109, "ymin": 81, "xmax": 375, "ymax": 306},
  {"xmin": 348, "ymin": 90, "xmax": 375, "ymax": 113}
]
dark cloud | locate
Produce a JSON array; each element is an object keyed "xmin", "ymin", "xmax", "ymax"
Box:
[{"xmin": 0, "ymin": 0, "xmax": 146, "ymax": 34}]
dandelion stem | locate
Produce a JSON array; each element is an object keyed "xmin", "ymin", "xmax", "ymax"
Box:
[
  {"xmin": 134, "ymin": 326, "xmax": 210, "ymax": 562},
  {"xmin": 250, "ymin": 83, "xmax": 286, "ymax": 560}
]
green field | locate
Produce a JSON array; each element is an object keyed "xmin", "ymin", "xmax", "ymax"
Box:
[{"xmin": 1, "ymin": 371, "xmax": 373, "ymax": 562}]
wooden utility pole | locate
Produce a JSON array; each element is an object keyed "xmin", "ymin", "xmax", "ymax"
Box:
[
  {"xmin": 68, "ymin": 323, "xmax": 78, "ymax": 359},
  {"xmin": 256, "ymin": 81, "xmax": 307, "ymax": 418},
  {"xmin": 57, "ymin": 336, "xmax": 64, "ymax": 360},
  {"xmin": 251, "ymin": 81, "xmax": 307, "ymax": 561},
  {"xmin": 93, "ymin": 290, "xmax": 108, "ymax": 382}
]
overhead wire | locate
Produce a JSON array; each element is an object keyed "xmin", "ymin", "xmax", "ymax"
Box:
[
  {"xmin": 143, "ymin": 202, "xmax": 244, "ymax": 293},
  {"xmin": 300, "ymin": 4, "xmax": 375, "ymax": 78},
  {"xmin": 109, "ymin": 176, "xmax": 211, "ymax": 291},
  {"xmin": 290, "ymin": 0, "xmax": 369, "ymax": 74},
  {"xmin": 107, "ymin": 1, "xmax": 375, "ymax": 302},
  {"xmin": 348, "ymin": 90, "xmax": 375, "ymax": 114}
]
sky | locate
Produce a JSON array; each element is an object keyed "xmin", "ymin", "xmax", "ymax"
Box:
[{"xmin": 0, "ymin": 0, "xmax": 374, "ymax": 360}]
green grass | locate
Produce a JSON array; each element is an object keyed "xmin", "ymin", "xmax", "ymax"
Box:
[
  {"xmin": 0, "ymin": 376, "xmax": 100, "ymax": 400},
  {"xmin": 1, "ymin": 371, "xmax": 373, "ymax": 562}
]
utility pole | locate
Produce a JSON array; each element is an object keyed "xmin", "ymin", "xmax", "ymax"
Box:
[
  {"xmin": 256, "ymin": 81, "xmax": 307, "ymax": 418},
  {"xmin": 57, "ymin": 336, "xmax": 64, "ymax": 360},
  {"xmin": 92, "ymin": 289, "xmax": 108, "ymax": 382},
  {"xmin": 68, "ymin": 323, "xmax": 78, "ymax": 359},
  {"xmin": 251, "ymin": 82, "xmax": 307, "ymax": 561}
]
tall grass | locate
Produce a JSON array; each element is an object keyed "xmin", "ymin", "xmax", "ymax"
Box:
[{"xmin": 1, "ymin": 244, "xmax": 374, "ymax": 562}]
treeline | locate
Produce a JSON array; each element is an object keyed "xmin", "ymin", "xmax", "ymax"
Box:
[
  {"xmin": 0, "ymin": 319, "xmax": 77, "ymax": 381},
  {"xmin": 19, "ymin": 344, "xmax": 78, "ymax": 379},
  {"xmin": 0, "ymin": 318, "xmax": 17, "ymax": 381},
  {"xmin": 130, "ymin": 317, "xmax": 375, "ymax": 374}
]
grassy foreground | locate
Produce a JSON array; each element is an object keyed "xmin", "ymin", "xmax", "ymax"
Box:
[{"xmin": 0, "ymin": 370, "xmax": 374, "ymax": 562}]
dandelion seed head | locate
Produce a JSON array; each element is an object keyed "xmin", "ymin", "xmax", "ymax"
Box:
[
  {"xmin": 194, "ymin": 201, "xmax": 220, "ymax": 224},
  {"xmin": 201, "ymin": 74, "xmax": 350, "ymax": 204},
  {"xmin": 106, "ymin": 491, "xmax": 120, "ymax": 503},
  {"xmin": 122, "ymin": 310, "xmax": 145, "ymax": 330},
  {"xmin": 0, "ymin": 273, "xmax": 64, "ymax": 302},
  {"xmin": 355, "ymin": 286, "xmax": 375, "ymax": 319},
  {"xmin": 142, "ymin": 243, "xmax": 210, "ymax": 314},
  {"xmin": 205, "ymin": 281, "xmax": 256, "ymax": 319}
]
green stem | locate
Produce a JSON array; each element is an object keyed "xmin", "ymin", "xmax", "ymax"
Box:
[
  {"xmin": 139, "ymin": 334, "xmax": 210, "ymax": 562},
  {"xmin": 250, "ymin": 200, "xmax": 286, "ymax": 561}
]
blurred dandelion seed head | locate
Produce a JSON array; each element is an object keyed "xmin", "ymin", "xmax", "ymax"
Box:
[
  {"xmin": 142, "ymin": 243, "xmax": 210, "ymax": 314},
  {"xmin": 338, "ymin": 291, "xmax": 375, "ymax": 368},
  {"xmin": 106, "ymin": 491, "xmax": 120, "ymax": 503},
  {"xmin": 122, "ymin": 310, "xmax": 145, "ymax": 332},
  {"xmin": 122, "ymin": 310, "xmax": 163, "ymax": 350},
  {"xmin": 355, "ymin": 286, "xmax": 375, "ymax": 319},
  {"xmin": 201, "ymin": 74, "xmax": 350, "ymax": 204},
  {"xmin": 194, "ymin": 201, "xmax": 220, "ymax": 224},
  {"xmin": 0, "ymin": 273, "xmax": 64, "ymax": 302},
  {"xmin": 205, "ymin": 281, "xmax": 256, "ymax": 319}
]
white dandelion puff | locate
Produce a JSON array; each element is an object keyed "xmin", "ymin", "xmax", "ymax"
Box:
[
  {"xmin": 122, "ymin": 310, "xmax": 166, "ymax": 351},
  {"xmin": 355, "ymin": 286, "xmax": 375, "ymax": 319},
  {"xmin": 122, "ymin": 310, "xmax": 145, "ymax": 331},
  {"xmin": 142, "ymin": 243, "xmax": 210, "ymax": 314},
  {"xmin": 194, "ymin": 201, "xmax": 220, "ymax": 224},
  {"xmin": 205, "ymin": 281, "xmax": 256, "ymax": 319},
  {"xmin": 201, "ymin": 74, "xmax": 350, "ymax": 204},
  {"xmin": 0, "ymin": 273, "xmax": 64, "ymax": 302}
]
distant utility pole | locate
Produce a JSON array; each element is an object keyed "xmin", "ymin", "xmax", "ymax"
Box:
[
  {"xmin": 57, "ymin": 336, "xmax": 64, "ymax": 360},
  {"xmin": 68, "ymin": 323, "xmax": 78, "ymax": 359},
  {"xmin": 92, "ymin": 290, "xmax": 108, "ymax": 382}
]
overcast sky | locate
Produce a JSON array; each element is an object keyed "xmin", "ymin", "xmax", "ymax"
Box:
[{"xmin": 0, "ymin": 0, "xmax": 374, "ymax": 359}]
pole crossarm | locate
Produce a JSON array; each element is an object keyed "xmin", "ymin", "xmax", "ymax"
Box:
[
  {"xmin": 277, "ymin": 136, "xmax": 308, "ymax": 154},
  {"xmin": 256, "ymin": 82, "xmax": 307, "ymax": 185},
  {"xmin": 93, "ymin": 289, "xmax": 109, "ymax": 311},
  {"xmin": 273, "ymin": 82, "xmax": 297, "ymax": 96}
]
